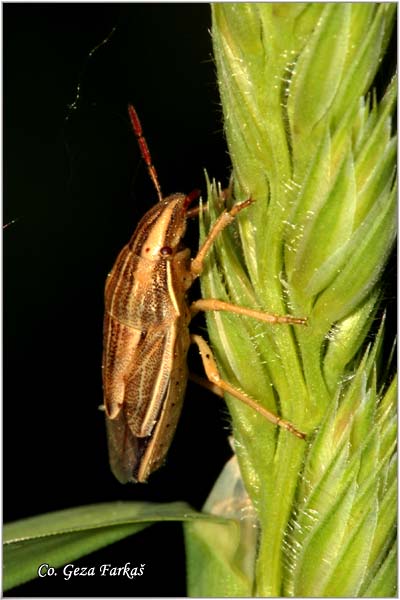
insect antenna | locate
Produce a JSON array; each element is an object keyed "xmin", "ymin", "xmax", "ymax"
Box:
[{"xmin": 128, "ymin": 104, "xmax": 163, "ymax": 203}]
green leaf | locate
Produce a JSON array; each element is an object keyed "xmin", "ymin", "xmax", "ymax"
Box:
[
  {"xmin": 185, "ymin": 520, "xmax": 250, "ymax": 597},
  {"xmin": 3, "ymin": 501, "xmax": 226, "ymax": 591},
  {"xmin": 185, "ymin": 453, "xmax": 258, "ymax": 597}
]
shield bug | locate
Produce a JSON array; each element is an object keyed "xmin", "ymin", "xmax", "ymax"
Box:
[{"xmin": 102, "ymin": 105, "xmax": 307, "ymax": 483}]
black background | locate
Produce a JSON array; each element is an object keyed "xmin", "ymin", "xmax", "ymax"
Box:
[
  {"xmin": 4, "ymin": 4, "xmax": 397, "ymax": 598},
  {"xmin": 4, "ymin": 4, "xmax": 233, "ymax": 596}
]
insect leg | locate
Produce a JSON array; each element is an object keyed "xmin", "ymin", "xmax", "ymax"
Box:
[
  {"xmin": 190, "ymin": 334, "xmax": 306, "ymax": 439},
  {"xmin": 188, "ymin": 372, "xmax": 224, "ymax": 397},
  {"xmin": 191, "ymin": 198, "xmax": 254, "ymax": 277},
  {"xmin": 190, "ymin": 298, "xmax": 307, "ymax": 325},
  {"xmin": 186, "ymin": 205, "xmax": 206, "ymax": 219}
]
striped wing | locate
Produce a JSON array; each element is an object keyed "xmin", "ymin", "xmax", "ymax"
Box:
[
  {"xmin": 103, "ymin": 313, "xmax": 176, "ymax": 436},
  {"xmin": 103, "ymin": 313, "xmax": 189, "ymax": 483}
]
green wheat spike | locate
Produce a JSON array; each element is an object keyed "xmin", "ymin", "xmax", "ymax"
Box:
[{"xmin": 190, "ymin": 4, "xmax": 396, "ymax": 597}]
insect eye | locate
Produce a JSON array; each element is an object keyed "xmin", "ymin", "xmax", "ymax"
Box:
[{"xmin": 160, "ymin": 246, "xmax": 172, "ymax": 256}]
